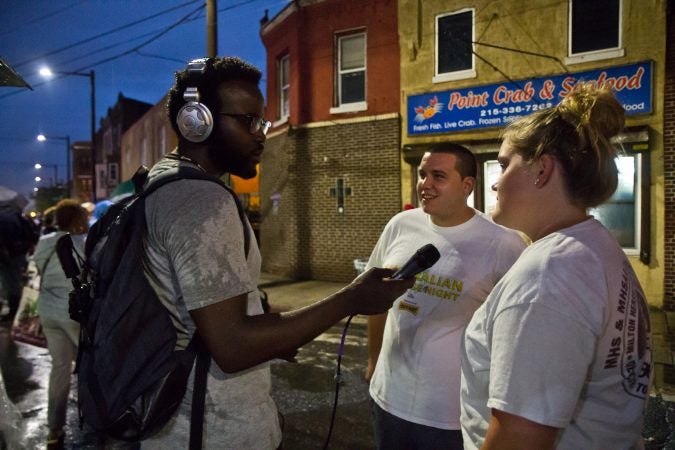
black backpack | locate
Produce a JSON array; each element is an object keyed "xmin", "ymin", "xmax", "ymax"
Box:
[{"xmin": 58, "ymin": 164, "xmax": 250, "ymax": 447}]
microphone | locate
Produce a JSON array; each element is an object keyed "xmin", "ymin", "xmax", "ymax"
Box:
[{"xmin": 390, "ymin": 244, "xmax": 440, "ymax": 280}]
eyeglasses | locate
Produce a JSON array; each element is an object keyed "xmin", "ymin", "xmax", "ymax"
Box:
[{"xmin": 219, "ymin": 113, "xmax": 272, "ymax": 136}]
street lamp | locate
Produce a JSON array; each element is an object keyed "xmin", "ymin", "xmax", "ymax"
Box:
[
  {"xmin": 37, "ymin": 134, "xmax": 71, "ymax": 196},
  {"xmin": 40, "ymin": 66, "xmax": 96, "ymax": 201},
  {"xmin": 34, "ymin": 162, "xmax": 58, "ymax": 187}
]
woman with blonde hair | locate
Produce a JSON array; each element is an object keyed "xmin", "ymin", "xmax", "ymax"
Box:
[
  {"xmin": 32, "ymin": 199, "xmax": 88, "ymax": 449},
  {"xmin": 460, "ymin": 84, "xmax": 651, "ymax": 449}
]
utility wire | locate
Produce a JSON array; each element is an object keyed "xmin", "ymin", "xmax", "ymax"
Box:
[
  {"xmin": 134, "ymin": 50, "xmax": 187, "ymax": 65},
  {"xmin": 473, "ymin": 41, "xmax": 569, "ymax": 74},
  {"xmin": 54, "ymin": 29, "xmax": 165, "ymax": 69},
  {"xmin": 471, "ymin": 50, "xmax": 524, "ymax": 91},
  {"xmin": 66, "ymin": 3, "xmax": 203, "ymax": 75},
  {"xmin": 0, "ymin": 1, "xmax": 86, "ymax": 38},
  {"xmin": 0, "ymin": 3, "xmax": 203, "ymax": 101},
  {"xmin": 2, "ymin": 0, "xmax": 271, "ymax": 99},
  {"xmin": 12, "ymin": 0, "xmax": 201, "ymax": 69}
]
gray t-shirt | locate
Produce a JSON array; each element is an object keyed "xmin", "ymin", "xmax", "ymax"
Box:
[{"xmin": 141, "ymin": 158, "xmax": 281, "ymax": 449}]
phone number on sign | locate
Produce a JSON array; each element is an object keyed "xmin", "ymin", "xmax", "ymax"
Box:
[{"xmin": 480, "ymin": 102, "xmax": 553, "ymax": 117}]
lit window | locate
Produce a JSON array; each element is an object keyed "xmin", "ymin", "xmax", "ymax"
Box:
[
  {"xmin": 482, "ymin": 160, "xmax": 500, "ymax": 215},
  {"xmin": 337, "ymin": 33, "xmax": 366, "ymax": 106},
  {"xmin": 434, "ymin": 8, "xmax": 475, "ymax": 83},
  {"xmin": 478, "ymin": 154, "xmax": 643, "ymax": 255},
  {"xmin": 279, "ymin": 54, "xmax": 290, "ymax": 120},
  {"xmin": 590, "ymin": 155, "xmax": 641, "ymax": 255},
  {"xmin": 567, "ymin": 0, "xmax": 623, "ymax": 63}
]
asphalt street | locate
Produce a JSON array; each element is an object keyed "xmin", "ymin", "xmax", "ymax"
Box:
[{"xmin": 1, "ymin": 275, "xmax": 674, "ymax": 449}]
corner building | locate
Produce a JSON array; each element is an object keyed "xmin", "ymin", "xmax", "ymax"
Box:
[
  {"xmin": 398, "ymin": 0, "xmax": 671, "ymax": 384},
  {"xmin": 260, "ymin": 0, "xmax": 401, "ymax": 281}
]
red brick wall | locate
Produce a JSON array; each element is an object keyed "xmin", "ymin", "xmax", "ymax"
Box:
[
  {"xmin": 259, "ymin": 0, "xmax": 401, "ymax": 282},
  {"xmin": 262, "ymin": 0, "xmax": 400, "ymax": 127},
  {"xmin": 665, "ymin": 1, "xmax": 675, "ymax": 310}
]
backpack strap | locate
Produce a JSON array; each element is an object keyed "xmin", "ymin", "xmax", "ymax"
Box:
[{"xmin": 189, "ymin": 338, "xmax": 210, "ymax": 450}]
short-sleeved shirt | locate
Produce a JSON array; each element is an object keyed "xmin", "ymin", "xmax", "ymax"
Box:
[
  {"xmin": 34, "ymin": 231, "xmax": 86, "ymax": 321},
  {"xmin": 141, "ymin": 158, "xmax": 281, "ymax": 450},
  {"xmin": 368, "ymin": 208, "xmax": 526, "ymax": 429},
  {"xmin": 461, "ymin": 218, "xmax": 651, "ymax": 449}
]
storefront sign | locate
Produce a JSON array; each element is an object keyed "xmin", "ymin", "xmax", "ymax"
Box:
[{"xmin": 407, "ymin": 61, "xmax": 652, "ymax": 136}]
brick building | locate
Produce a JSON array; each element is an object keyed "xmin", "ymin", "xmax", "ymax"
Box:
[
  {"xmin": 260, "ymin": 0, "xmax": 401, "ymax": 282},
  {"xmin": 120, "ymin": 94, "xmax": 175, "ymax": 180},
  {"xmin": 71, "ymin": 140, "xmax": 93, "ymax": 203},
  {"xmin": 663, "ymin": 1, "xmax": 675, "ymax": 383},
  {"xmin": 95, "ymin": 93, "xmax": 152, "ymax": 199},
  {"xmin": 664, "ymin": 0, "xmax": 675, "ymax": 311}
]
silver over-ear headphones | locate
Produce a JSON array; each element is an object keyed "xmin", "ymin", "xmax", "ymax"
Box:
[{"xmin": 176, "ymin": 59, "xmax": 213, "ymax": 143}]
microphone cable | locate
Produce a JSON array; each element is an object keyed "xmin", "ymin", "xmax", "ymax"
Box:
[{"xmin": 322, "ymin": 314, "xmax": 355, "ymax": 450}]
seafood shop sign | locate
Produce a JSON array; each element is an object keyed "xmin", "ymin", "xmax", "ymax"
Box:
[{"xmin": 407, "ymin": 61, "xmax": 652, "ymax": 136}]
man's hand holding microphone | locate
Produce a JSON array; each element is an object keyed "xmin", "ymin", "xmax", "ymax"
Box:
[{"xmin": 342, "ymin": 244, "xmax": 441, "ymax": 317}]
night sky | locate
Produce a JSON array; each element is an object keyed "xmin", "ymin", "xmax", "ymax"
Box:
[{"xmin": 0, "ymin": 0, "xmax": 286, "ymax": 199}]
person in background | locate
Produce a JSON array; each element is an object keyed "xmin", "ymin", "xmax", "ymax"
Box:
[
  {"xmin": 0, "ymin": 204, "xmax": 38, "ymax": 321},
  {"xmin": 89, "ymin": 199, "xmax": 112, "ymax": 228},
  {"xmin": 141, "ymin": 56, "xmax": 413, "ymax": 449},
  {"xmin": 33, "ymin": 199, "xmax": 88, "ymax": 449},
  {"xmin": 41, "ymin": 206, "xmax": 58, "ymax": 235},
  {"xmin": 365, "ymin": 143, "xmax": 526, "ymax": 450},
  {"xmin": 460, "ymin": 84, "xmax": 652, "ymax": 450}
]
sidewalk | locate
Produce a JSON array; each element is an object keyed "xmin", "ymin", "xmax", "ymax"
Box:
[{"xmin": 1, "ymin": 275, "xmax": 674, "ymax": 448}]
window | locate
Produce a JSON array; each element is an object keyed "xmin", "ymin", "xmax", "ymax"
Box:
[
  {"xmin": 434, "ymin": 9, "xmax": 475, "ymax": 83},
  {"xmin": 590, "ymin": 154, "xmax": 642, "ymax": 256},
  {"xmin": 567, "ymin": 0, "xmax": 623, "ymax": 63},
  {"xmin": 104, "ymin": 128, "xmax": 113, "ymax": 156},
  {"xmin": 107, "ymin": 163, "xmax": 119, "ymax": 186},
  {"xmin": 482, "ymin": 160, "xmax": 501, "ymax": 215},
  {"xmin": 331, "ymin": 32, "xmax": 366, "ymax": 113},
  {"xmin": 475, "ymin": 151, "xmax": 647, "ymax": 259},
  {"xmin": 278, "ymin": 54, "xmax": 290, "ymax": 121}
]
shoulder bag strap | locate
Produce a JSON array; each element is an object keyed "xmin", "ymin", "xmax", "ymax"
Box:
[
  {"xmin": 189, "ymin": 337, "xmax": 211, "ymax": 450},
  {"xmin": 37, "ymin": 240, "xmax": 61, "ymax": 290}
]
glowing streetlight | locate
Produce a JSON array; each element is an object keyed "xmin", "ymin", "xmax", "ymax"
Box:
[
  {"xmin": 34, "ymin": 162, "xmax": 58, "ymax": 186},
  {"xmin": 37, "ymin": 133, "xmax": 71, "ymax": 196},
  {"xmin": 40, "ymin": 65, "xmax": 96, "ymax": 201}
]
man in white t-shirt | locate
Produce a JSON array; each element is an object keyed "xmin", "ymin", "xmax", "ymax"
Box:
[{"xmin": 366, "ymin": 143, "xmax": 526, "ymax": 450}]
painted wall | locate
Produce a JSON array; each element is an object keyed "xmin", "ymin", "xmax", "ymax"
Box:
[{"xmin": 397, "ymin": 0, "xmax": 667, "ymax": 307}]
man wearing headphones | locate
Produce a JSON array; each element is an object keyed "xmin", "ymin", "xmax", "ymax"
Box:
[{"xmin": 141, "ymin": 57, "xmax": 413, "ymax": 449}]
